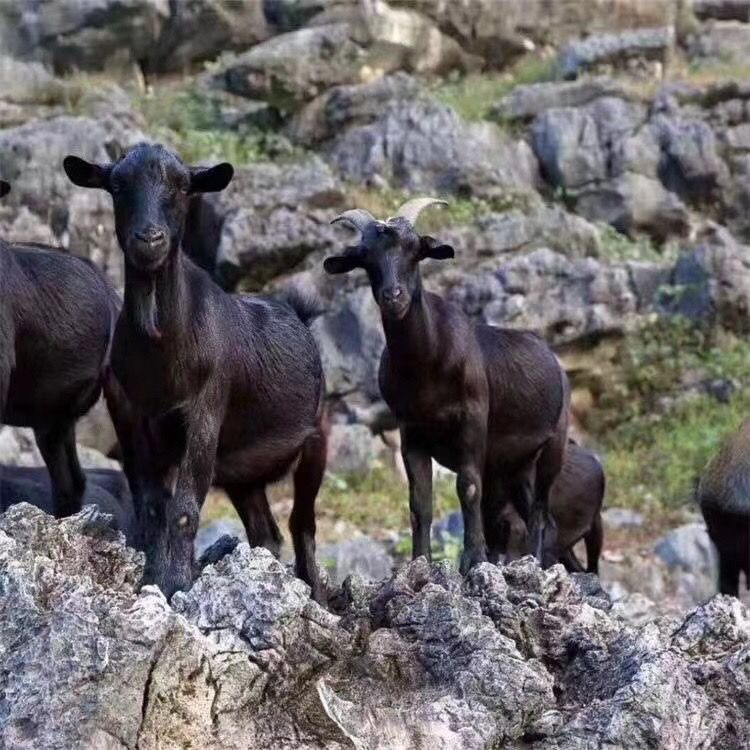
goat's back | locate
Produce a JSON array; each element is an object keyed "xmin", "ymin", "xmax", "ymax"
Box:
[
  {"xmin": 3, "ymin": 243, "xmax": 118, "ymax": 426},
  {"xmin": 477, "ymin": 324, "xmax": 566, "ymax": 445},
  {"xmin": 698, "ymin": 419, "xmax": 750, "ymax": 515},
  {"xmin": 213, "ymin": 291, "xmax": 325, "ymax": 478},
  {"xmin": 0, "ymin": 464, "xmax": 136, "ymax": 541},
  {"xmin": 549, "ymin": 442, "xmax": 605, "ymax": 549}
]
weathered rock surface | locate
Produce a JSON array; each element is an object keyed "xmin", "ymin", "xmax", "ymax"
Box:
[
  {"xmin": 391, "ymin": 0, "xmax": 673, "ymax": 68},
  {"xmin": 188, "ymin": 156, "xmax": 345, "ymax": 289},
  {"xmin": 0, "ymin": 109, "xmax": 144, "ymax": 290},
  {"xmin": 661, "ymin": 223, "xmax": 750, "ymax": 332},
  {"xmin": 0, "ymin": 0, "xmax": 170, "ymax": 73},
  {"xmin": 693, "ymin": 0, "xmax": 750, "ymax": 22},
  {"xmin": 150, "ymin": 0, "xmax": 271, "ymax": 72},
  {"xmin": 209, "ymin": 23, "xmax": 367, "ymax": 110},
  {"xmin": 2, "ymin": 504, "xmax": 750, "ymax": 749},
  {"xmin": 558, "ymin": 26, "xmax": 674, "ymax": 79},
  {"xmin": 290, "ymin": 74, "xmax": 539, "ymax": 198}
]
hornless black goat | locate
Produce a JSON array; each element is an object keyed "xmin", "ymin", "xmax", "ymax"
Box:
[
  {"xmin": 497, "ymin": 440, "xmax": 604, "ymax": 574},
  {"xmin": 324, "ymin": 199, "xmax": 569, "ymax": 571},
  {"xmin": 0, "ymin": 464, "xmax": 136, "ymax": 541},
  {"xmin": 64, "ymin": 145, "xmax": 328, "ymax": 601},
  {"xmin": 697, "ymin": 419, "xmax": 750, "ymax": 597},
  {"xmin": 0, "ymin": 179, "xmax": 119, "ymax": 517}
]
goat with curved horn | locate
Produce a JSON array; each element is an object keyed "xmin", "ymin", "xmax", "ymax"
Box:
[
  {"xmin": 331, "ymin": 208, "xmax": 378, "ymax": 233},
  {"xmin": 393, "ymin": 197, "xmax": 447, "ymax": 226}
]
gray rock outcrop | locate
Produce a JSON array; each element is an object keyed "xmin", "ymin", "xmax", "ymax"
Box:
[{"xmin": 2, "ymin": 504, "xmax": 750, "ymax": 749}]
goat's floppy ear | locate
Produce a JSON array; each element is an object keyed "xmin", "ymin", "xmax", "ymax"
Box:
[
  {"xmin": 0, "ymin": 180, "xmax": 9, "ymax": 199},
  {"xmin": 63, "ymin": 155, "xmax": 110, "ymax": 189},
  {"xmin": 419, "ymin": 235, "xmax": 455, "ymax": 261},
  {"xmin": 190, "ymin": 163, "xmax": 234, "ymax": 194},
  {"xmin": 324, "ymin": 247, "xmax": 361, "ymax": 275}
]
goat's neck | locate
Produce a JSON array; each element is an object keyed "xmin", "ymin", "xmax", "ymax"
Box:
[
  {"xmin": 382, "ymin": 286, "xmax": 439, "ymax": 369},
  {"xmin": 124, "ymin": 250, "xmax": 190, "ymax": 342}
]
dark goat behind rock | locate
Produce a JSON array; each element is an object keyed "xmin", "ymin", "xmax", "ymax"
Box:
[
  {"xmin": 324, "ymin": 198, "xmax": 569, "ymax": 572},
  {"xmin": 498, "ymin": 439, "xmax": 605, "ymax": 573},
  {"xmin": 64, "ymin": 144, "xmax": 328, "ymax": 602},
  {"xmin": 0, "ymin": 464, "xmax": 136, "ymax": 542},
  {"xmin": 698, "ymin": 418, "xmax": 750, "ymax": 596},
  {"xmin": 0, "ymin": 179, "xmax": 119, "ymax": 518}
]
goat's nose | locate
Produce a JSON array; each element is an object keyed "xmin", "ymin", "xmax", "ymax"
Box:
[
  {"xmin": 135, "ymin": 227, "xmax": 166, "ymax": 246},
  {"xmin": 383, "ymin": 286, "xmax": 403, "ymax": 303}
]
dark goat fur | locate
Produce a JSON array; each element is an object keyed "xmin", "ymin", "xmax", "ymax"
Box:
[
  {"xmin": 497, "ymin": 440, "xmax": 604, "ymax": 574},
  {"xmin": 0, "ymin": 179, "xmax": 118, "ymax": 517},
  {"xmin": 697, "ymin": 419, "xmax": 750, "ymax": 597},
  {"xmin": 64, "ymin": 145, "xmax": 328, "ymax": 601},
  {"xmin": 324, "ymin": 201, "xmax": 569, "ymax": 571},
  {"xmin": 0, "ymin": 464, "xmax": 136, "ymax": 541}
]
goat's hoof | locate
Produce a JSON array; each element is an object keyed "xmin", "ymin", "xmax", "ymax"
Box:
[{"xmin": 460, "ymin": 548, "xmax": 488, "ymax": 575}]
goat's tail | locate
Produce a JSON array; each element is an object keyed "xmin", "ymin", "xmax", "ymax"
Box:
[{"xmin": 282, "ymin": 287, "xmax": 326, "ymax": 327}]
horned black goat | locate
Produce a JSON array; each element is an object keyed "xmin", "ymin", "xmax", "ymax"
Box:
[
  {"xmin": 64, "ymin": 145, "xmax": 328, "ymax": 601},
  {"xmin": 324, "ymin": 198, "xmax": 570, "ymax": 571},
  {"xmin": 0, "ymin": 179, "xmax": 119, "ymax": 517}
]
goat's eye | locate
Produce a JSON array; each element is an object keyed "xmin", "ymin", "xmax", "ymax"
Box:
[{"xmin": 177, "ymin": 514, "xmax": 190, "ymax": 528}]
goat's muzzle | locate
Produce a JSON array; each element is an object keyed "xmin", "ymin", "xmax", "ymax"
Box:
[
  {"xmin": 127, "ymin": 228, "xmax": 169, "ymax": 272},
  {"xmin": 379, "ymin": 287, "xmax": 410, "ymax": 320}
]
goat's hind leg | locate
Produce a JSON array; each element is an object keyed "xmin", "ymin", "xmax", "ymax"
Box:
[
  {"xmin": 35, "ymin": 422, "xmax": 85, "ymax": 518},
  {"xmin": 584, "ymin": 513, "xmax": 603, "ymax": 574},
  {"xmin": 226, "ymin": 483, "xmax": 283, "ymax": 558},
  {"xmin": 482, "ymin": 480, "xmax": 511, "ymax": 565},
  {"xmin": 529, "ymin": 436, "xmax": 566, "ymax": 569},
  {"xmin": 291, "ymin": 428, "xmax": 327, "ymax": 604}
]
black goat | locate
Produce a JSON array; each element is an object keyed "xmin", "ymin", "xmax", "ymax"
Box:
[
  {"xmin": 0, "ymin": 179, "xmax": 119, "ymax": 517},
  {"xmin": 0, "ymin": 464, "xmax": 136, "ymax": 541},
  {"xmin": 324, "ymin": 199, "xmax": 569, "ymax": 571},
  {"xmin": 497, "ymin": 440, "xmax": 604, "ymax": 574},
  {"xmin": 64, "ymin": 145, "xmax": 328, "ymax": 601},
  {"xmin": 697, "ymin": 419, "xmax": 750, "ymax": 597}
]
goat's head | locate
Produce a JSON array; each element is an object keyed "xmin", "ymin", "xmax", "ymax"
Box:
[
  {"xmin": 63, "ymin": 144, "xmax": 233, "ymax": 273},
  {"xmin": 324, "ymin": 198, "xmax": 454, "ymax": 320},
  {"xmin": 0, "ymin": 180, "xmax": 9, "ymax": 199}
]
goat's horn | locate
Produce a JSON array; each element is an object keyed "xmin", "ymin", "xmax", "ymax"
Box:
[
  {"xmin": 331, "ymin": 208, "xmax": 377, "ymax": 233},
  {"xmin": 394, "ymin": 197, "xmax": 448, "ymax": 226}
]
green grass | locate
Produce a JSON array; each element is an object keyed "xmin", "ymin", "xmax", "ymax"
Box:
[
  {"xmin": 590, "ymin": 317, "xmax": 750, "ymax": 513},
  {"xmin": 317, "ymin": 463, "xmax": 458, "ymax": 533},
  {"xmin": 595, "ymin": 318, "xmax": 750, "ymax": 427},
  {"xmin": 431, "ymin": 55, "xmax": 555, "ymax": 122},
  {"xmin": 348, "ymin": 184, "xmax": 538, "ymax": 233},
  {"xmin": 596, "ymin": 225, "xmax": 679, "ymax": 263},
  {"xmin": 602, "ymin": 388, "xmax": 750, "ymax": 513}
]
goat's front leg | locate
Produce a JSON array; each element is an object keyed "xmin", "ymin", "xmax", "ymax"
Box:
[
  {"xmin": 165, "ymin": 404, "xmax": 222, "ymax": 597},
  {"xmin": 401, "ymin": 428, "xmax": 433, "ymax": 561},
  {"xmin": 458, "ymin": 410, "xmax": 488, "ymax": 574}
]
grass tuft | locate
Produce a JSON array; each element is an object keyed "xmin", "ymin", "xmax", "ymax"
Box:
[{"xmin": 431, "ymin": 55, "xmax": 556, "ymax": 122}]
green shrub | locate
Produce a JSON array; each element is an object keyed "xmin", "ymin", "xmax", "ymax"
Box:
[
  {"xmin": 136, "ymin": 87, "xmax": 297, "ymax": 165},
  {"xmin": 597, "ymin": 225, "xmax": 679, "ymax": 263}
]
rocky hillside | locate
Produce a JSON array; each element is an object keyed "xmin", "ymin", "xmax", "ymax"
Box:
[
  {"xmin": 0, "ymin": 0, "xmax": 750, "ymax": 704},
  {"xmin": 2, "ymin": 1, "xmax": 749, "ymax": 456},
  {"xmin": 2, "ymin": 503, "xmax": 750, "ymax": 750}
]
